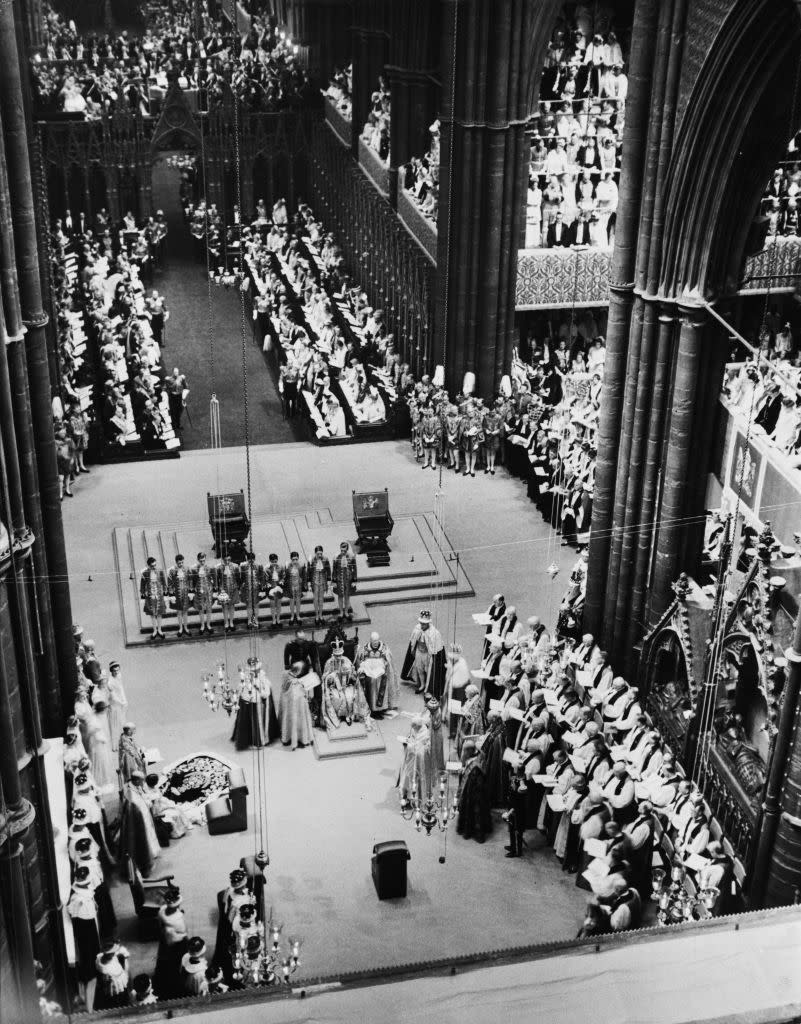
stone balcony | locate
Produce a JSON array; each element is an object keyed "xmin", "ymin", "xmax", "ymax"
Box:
[
  {"xmin": 396, "ymin": 183, "xmax": 437, "ymax": 264},
  {"xmin": 515, "ymin": 246, "xmax": 612, "ymax": 309},
  {"xmin": 357, "ymin": 137, "xmax": 390, "ymax": 199},
  {"xmin": 324, "ymin": 95, "xmax": 352, "ymax": 148}
]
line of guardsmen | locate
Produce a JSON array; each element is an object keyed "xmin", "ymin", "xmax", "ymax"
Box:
[{"xmin": 139, "ymin": 543, "xmax": 357, "ymax": 639}]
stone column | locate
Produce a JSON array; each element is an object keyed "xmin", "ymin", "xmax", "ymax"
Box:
[
  {"xmin": 583, "ymin": 0, "xmax": 667, "ymax": 636},
  {"xmin": 286, "ymin": 0, "xmax": 352, "ymax": 84},
  {"xmin": 351, "ymin": 20, "xmax": 388, "ymax": 159},
  {"xmin": 433, "ymin": 0, "xmax": 561, "ymax": 399},
  {"xmin": 647, "ymin": 300, "xmax": 705, "ymax": 621},
  {"xmin": 0, "ymin": 2, "xmax": 78, "ymax": 723}
]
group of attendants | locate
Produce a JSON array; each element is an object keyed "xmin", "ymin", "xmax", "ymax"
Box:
[
  {"xmin": 359, "ymin": 76, "xmax": 391, "ymax": 163},
  {"xmin": 400, "ymin": 118, "xmax": 441, "ymax": 225},
  {"xmin": 60, "ymin": 622, "xmax": 283, "ymax": 1009},
  {"xmin": 50, "ymin": 207, "xmax": 183, "ymax": 481},
  {"xmin": 138, "ymin": 542, "xmax": 359, "ymax": 636},
  {"xmin": 762, "ymin": 149, "xmax": 801, "ymax": 238},
  {"xmin": 32, "ymin": 2, "xmax": 311, "ymax": 118},
  {"xmin": 60, "ymin": 624, "xmax": 175, "ymax": 1011},
  {"xmin": 322, "ymin": 63, "xmax": 353, "ymax": 121},
  {"xmin": 242, "ymin": 200, "xmax": 397, "ymax": 437},
  {"xmin": 400, "ymin": 309, "xmax": 605, "ymax": 547},
  {"xmin": 723, "ymin": 315, "xmax": 801, "ymax": 464},
  {"xmin": 446, "ymin": 597, "xmax": 739, "ymax": 936},
  {"xmin": 525, "ymin": 9, "xmax": 627, "ymax": 248}
]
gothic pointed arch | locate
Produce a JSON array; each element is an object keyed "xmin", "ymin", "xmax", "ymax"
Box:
[
  {"xmin": 659, "ymin": 0, "xmax": 801, "ymax": 298},
  {"xmin": 149, "ymin": 80, "xmax": 202, "ymax": 155}
]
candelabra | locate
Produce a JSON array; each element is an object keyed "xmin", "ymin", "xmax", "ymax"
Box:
[
  {"xmin": 230, "ymin": 914, "xmax": 302, "ymax": 987},
  {"xmin": 651, "ymin": 864, "xmax": 719, "ymax": 924},
  {"xmin": 201, "ymin": 660, "xmax": 238, "ymax": 715},
  {"xmin": 400, "ymin": 770, "xmax": 458, "ymax": 836}
]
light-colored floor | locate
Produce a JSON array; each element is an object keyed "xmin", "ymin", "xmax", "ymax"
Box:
[{"xmin": 62, "ymin": 439, "xmax": 583, "ymax": 981}]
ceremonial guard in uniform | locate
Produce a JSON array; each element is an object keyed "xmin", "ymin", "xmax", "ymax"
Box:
[
  {"xmin": 217, "ymin": 554, "xmax": 241, "ymax": 633},
  {"xmin": 420, "ymin": 407, "xmax": 441, "ymax": 470},
  {"xmin": 443, "ymin": 404, "xmax": 462, "ymax": 472},
  {"xmin": 167, "ymin": 554, "xmax": 192, "ymax": 637},
  {"xmin": 401, "ymin": 609, "xmax": 446, "ymax": 699},
  {"xmin": 482, "ymin": 405, "xmax": 502, "ymax": 475},
  {"xmin": 263, "ymin": 553, "xmax": 285, "ymax": 627},
  {"xmin": 355, "ymin": 631, "xmax": 398, "ymax": 715},
  {"xmin": 284, "ymin": 551, "xmax": 307, "ymax": 625},
  {"xmin": 191, "ymin": 552, "xmax": 216, "ymax": 634},
  {"xmin": 240, "ymin": 552, "xmax": 264, "ymax": 629},
  {"xmin": 332, "ymin": 541, "xmax": 357, "ymax": 620},
  {"xmin": 459, "ymin": 400, "xmax": 484, "ymax": 477},
  {"xmin": 306, "ymin": 545, "xmax": 331, "ymax": 625},
  {"xmin": 409, "ymin": 397, "xmax": 423, "ymax": 460},
  {"xmin": 139, "ymin": 557, "xmax": 166, "ymax": 640}
]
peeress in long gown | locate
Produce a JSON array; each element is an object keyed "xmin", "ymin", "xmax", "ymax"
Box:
[
  {"xmin": 279, "ymin": 663, "xmax": 315, "ymax": 749},
  {"xmin": 85, "ymin": 703, "xmax": 116, "ymax": 791}
]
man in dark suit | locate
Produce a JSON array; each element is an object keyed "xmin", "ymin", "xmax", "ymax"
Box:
[
  {"xmin": 546, "ymin": 211, "xmax": 571, "ymax": 248},
  {"xmin": 571, "ymin": 211, "xmax": 593, "ymax": 246}
]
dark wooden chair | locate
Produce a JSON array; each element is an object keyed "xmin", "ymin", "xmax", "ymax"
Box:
[{"xmin": 126, "ymin": 855, "xmax": 175, "ymax": 939}]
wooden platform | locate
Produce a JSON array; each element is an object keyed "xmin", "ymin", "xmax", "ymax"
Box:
[
  {"xmin": 112, "ymin": 508, "xmax": 474, "ymax": 647},
  {"xmin": 312, "ymin": 720, "xmax": 386, "ymax": 759}
]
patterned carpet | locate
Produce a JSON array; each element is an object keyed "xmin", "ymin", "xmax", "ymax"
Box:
[{"xmin": 158, "ymin": 751, "xmax": 236, "ymax": 809}]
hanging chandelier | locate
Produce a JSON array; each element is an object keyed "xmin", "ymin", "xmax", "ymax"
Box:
[
  {"xmin": 201, "ymin": 660, "xmax": 239, "ymax": 715},
  {"xmin": 230, "ymin": 910, "xmax": 302, "ymax": 988},
  {"xmin": 400, "ymin": 769, "xmax": 457, "ymax": 836},
  {"xmin": 651, "ymin": 863, "xmax": 720, "ymax": 924}
]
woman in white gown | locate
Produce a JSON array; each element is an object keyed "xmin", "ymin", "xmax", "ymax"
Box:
[
  {"xmin": 107, "ymin": 661, "xmax": 128, "ymax": 751},
  {"xmin": 85, "ymin": 701, "xmax": 116, "ymax": 791}
]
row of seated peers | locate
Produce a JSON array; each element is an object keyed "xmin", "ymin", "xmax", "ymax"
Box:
[
  {"xmin": 50, "ymin": 212, "xmax": 179, "ymax": 460},
  {"xmin": 33, "ymin": 1, "xmax": 310, "ymax": 118},
  {"xmin": 724, "ymin": 357, "xmax": 801, "ymax": 464},
  {"xmin": 241, "ymin": 202, "xmax": 398, "ymax": 440},
  {"xmin": 400, "ymin": 118, "xmax": 440, "ymax": 225},
  {"xmin": 360, "ymin": 76, "xmax": 391, "ymax": 164},
  {"xmin": 763, "ymin": 156, "xmax": 801, "ymax": 238},
  {"xmin": 450, "ymin": 598, "xmax": 739, "ymax": 933},
  {"xmin": 322, "ymin": 63, "xmax": 353, "ymax": 121}
]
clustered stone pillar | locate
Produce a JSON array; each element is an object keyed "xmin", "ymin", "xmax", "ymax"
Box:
[
  {"xmin": 584, "ymin": 0, "xmax": 691, "ymax": 667},
  {"xmin": 0, "ymin": 0, "xmax": 78, "ymax": 722},
  {"xmin": 351, "ymin": 10, "xmax": 389, "ymax": 160},
  {"xmin": 433, "ymin": 0, "xmax": 561, "ymax": 400}
]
